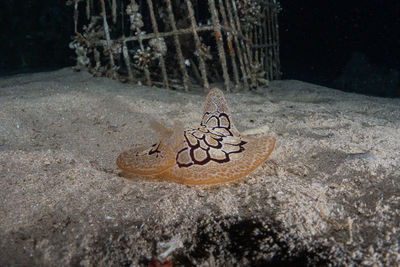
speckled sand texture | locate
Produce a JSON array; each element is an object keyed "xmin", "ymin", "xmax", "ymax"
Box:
[{"xmin": 0, "ymin": 68, "xmax": 399, "ymax": 266}]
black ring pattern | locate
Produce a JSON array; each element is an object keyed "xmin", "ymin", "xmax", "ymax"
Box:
[{"xmin": 176, "ymin": 112, "xmax": 247, "ymax": 168}]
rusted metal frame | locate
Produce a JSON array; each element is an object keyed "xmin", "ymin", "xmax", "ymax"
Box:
[
  {"xmin": 100, "ymin": 0, "xmax": 116, "ymax": 74},
  {"xmin": 146, "ymin": 0, "xmax": 169, "ymax": 88},
  {"xmin": 74, "ymin": 0, "xmax": 279, "ymax": 88},
  {"xmin": 165, "ymin": 0, "xmax": 190, "ymax": 91},
  {"xmin": 224, "ymin": 0, "xmax": 249, "ymax": 90},
  {"xmin": 230, "ymin": 0, "xmax": 256, "ymax": 88},
  {"xmin": 185, "ymin": 0, "xmax": 209, "ymax": 91},
  {"xmin": 208, "ymin": 0, "xmax": 230, "ymax": 91},
  {"xmin": 217, "ymin": 0, "xmax": 240, "ymax": 89}
]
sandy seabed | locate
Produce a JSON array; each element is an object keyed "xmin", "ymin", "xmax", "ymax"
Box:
[{"xmin": 0, "ymin": 68, "xmax": 399, "ymax": 266}]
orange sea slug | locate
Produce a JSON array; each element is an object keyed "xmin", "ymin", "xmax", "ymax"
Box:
[{"xmin": 117, "ymin": 88, "xmax": 275, "ymax": 185}]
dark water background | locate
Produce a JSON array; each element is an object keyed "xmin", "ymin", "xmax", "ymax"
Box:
[{"xmin": 0, "ymin": 0, "xmax": 399, "ymax": 97}]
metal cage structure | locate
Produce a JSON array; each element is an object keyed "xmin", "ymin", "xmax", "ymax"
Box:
[{"xmin": 68, "ymin": 0, "xmax": 281, "ymax": 91}]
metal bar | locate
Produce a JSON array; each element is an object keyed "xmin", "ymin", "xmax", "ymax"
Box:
[
  {"xmin": 218, "ymin": 0, "xmax": 240, "ymax": 89},
  {"xmin": 266, "ymin": 4, "xmax": 273, "ymax": 80},
  {"xmin": 258, "ymin": 12, "xmax": 264, "ymax": 73},
  {"xmin": 128, "ymin": 0, "xmax": 151, "ymax": 85},
  {"xmin": 262, "ymin": 7, "xmax": 269, "ymax": 80},
  {"xmin": 124, "ymin": 25, "xmax": 234, "ymax": 42},
  {"xmin": 146, "ymin": 0, "xmax": 169, "ymax": 88},
  {"xmin": 165, "ymin": 0, "xmax": 190, "ymax": 91},
  {"xmin": 225, "ymin": 0, "xmax": 249, "ymax": 90},
  {"xmin": 185, "ymin": 0, "xmax": 209, "ymax": 91},
  {"xmin": 100, "ymin": 0, "xmax": 116, "ymax": 74},
  {"xmin": 208, "ymin": 0, "xmax": 230, "ymax": 91},
  {"xmin": 230, "ymin": 0, "xmax": 256, "ymax": 88},
  {"xmin": 272, "ymin": 2, "xmax": 281, "ymax": 79},
  {"xmin": 122, "ymin": 40, "xmax": 134, "ymax": 80}
]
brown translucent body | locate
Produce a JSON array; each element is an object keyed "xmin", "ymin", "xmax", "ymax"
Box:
[{"xmin": 116, "ymin": 88, "xmax": 276, "ymax": 185}]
